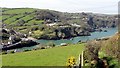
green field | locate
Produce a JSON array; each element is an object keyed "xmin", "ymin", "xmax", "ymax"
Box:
[
  {"xmin": 2, "ymin": 43, "xmax": 85, "ymax": 66},
  {"xmin": 3, "ymin": 8, "xmax": 35, "ymax": 14}
]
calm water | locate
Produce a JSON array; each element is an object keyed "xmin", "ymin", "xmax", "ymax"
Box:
[
  {"xmin": 36, "ymin": 27, "xmax": 118, "ymax": 45},
  {"xmin": 19, "ymin": 27, "xmax": 117, "ymax": 50}
]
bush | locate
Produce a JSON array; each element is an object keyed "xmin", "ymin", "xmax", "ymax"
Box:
[
  {"xmin": 31, "ymin": 26, "xmax": 39, "ymax": 31},
  {"xmin": 33, "ymin": 48, "xmax": 40, "ymax": 50},
  {"xmin": 2, "ymin": 51, "xmax": 7, "ymax": 55},
  {"xmin": 40, "ymin": 47, "xmax": 46, "ymax": 49},
  {"xmin": 102, "ymin": 57, "xmax": 119, "ymax": 68},
  {"xmin": 47, "ymin": 42, "xmax": 56, "ymax": 47},
  {"xmin": 23, "ymin": 49, "xmax": 31, "ymax": 52},
  {"xmin": 9, "ymin": 50, "xmax": 15, "ymax": 54},
  {"xmin": 84, "ymin": 41, "xmax": 101, "ymax": 62},
  {"xmin": 17, "ymin": 19, "xmax": 25, "ymax": 26}
]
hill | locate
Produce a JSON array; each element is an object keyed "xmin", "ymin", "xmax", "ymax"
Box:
[
  {"xmin": 2, "ymin": 43, "xmax": 85, "ymax": 66},
  {"xmin": 2, "ymin": 8, "xmax": 117, "ymax": 27},
  {"xmin": 1, "ymin": 8, "xmax": 118, "ymax": 44}
]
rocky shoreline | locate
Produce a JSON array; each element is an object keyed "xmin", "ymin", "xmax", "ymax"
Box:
[
  {"xmin": 2, "ymin": 39, "xmax": 38, "ymax": 50},
  {"xmin": 2, "ymin": 28, "xmax": 39, "ymax": 50}
]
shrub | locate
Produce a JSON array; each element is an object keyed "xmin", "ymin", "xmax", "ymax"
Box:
[
  {"xmin": 23, "ymin": 49, "xmax": 31, "ymax": 52},
  {"xmin": 40, "ymin": 47, "xmax": 46, "ymax": 49},
  {"xmin": 31, "ymin": 26, "xmax": 39, "ymax": 31},
  {"xmin": 10, "ymin": 50, "xmax": 15, "ymax": 54},
  {"xmin": 2, "ymin": 51, "xmax": 7, "ymax": 55},
  {"xmin": 47, "ymin": 42, "xmax": 56, "ymax": 47},
  {"xmin": 17, "ymin": 19, "xmax": 25, "ymax": 26},
  {"xmin": 33, "ymin": 48, "xmax": 39, "ymax": 50},
  {"xmin": 84, "ymin": 41, "xmax": 101, "ymax": 62}
]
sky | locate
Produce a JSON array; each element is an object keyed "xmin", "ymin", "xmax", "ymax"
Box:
[{"xmin": 0, "ymin": 0, "xmax": 119, "ymax": 14}]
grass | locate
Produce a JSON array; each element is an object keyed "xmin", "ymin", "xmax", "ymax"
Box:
[
  {"xmin": 3, "ymin": 8, "xmax": 35, "ymax": 14},
  {"xmin": 33, "ymin": 30, "xmax": 44, "ymax": 35},
  {"xmin": 20, "ymin": 14, "xmax": 34, "ymax": 22},
  {"xmin": 0, "ymin": 16, "xmax": 2, "ymax": 20},
  {"xmin": 2, "ymin": 8, "xmax": 36, "ymax": 25},
  {"xmin": 28, "ymin": 20, "xmax": 44, "ymax": 25},
  {"xmin": 2, "ymin": 43, "xmax": 85, "ymax": 66},
  {"xmin": 4, "ymin": 15, "xmax": 24, "ymax": 24},
  {"xmin": 2, "ymin": 8, "xmax": 44, "ymax": 26},
  {"xmin": 2, "ymin": 15, "xmax": 10, "ymax": 20}
]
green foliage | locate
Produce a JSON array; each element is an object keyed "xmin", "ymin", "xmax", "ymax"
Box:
[
  {"xmin": 2, "ymin": 8, "xmax": 44, "ymax": 26},
  {"xmin": 100, "ymin": 34, "xmax": 119, "ymax": 59},
  {"xmin": 40, "ymin": 47, "xmax": 46, "ymax": 49},
  {"xmin": 84, "ymin": 34, "xmax": 119, "ymax": 68},
  {"xmin": 35, "ymin": 10, "xmax": 60, "ymax": 20},
  {"xmin": 2, "ymin": 33, "xmax": 9, "ymax": 40},
  {"xmin": 31, "ymin": 26, "xmax": 39, "ymax": 31},
  {"xmin": 16, "ymin": 19, "xmax": 25, "ymax": 26},
  {"xmin": 46, "ymin": 42, "xmax": 56, "ymax": 47},
  {"xmin": 102, "ymin": 57, "xmax": 119, "ymax": 68},
  {"xmin": 9, "ymin": 50, "xmax": 15, "ymax": 54},
  {"xmin": 13, "ymin": 36, "xmax": 21, "ymax": 43},
  {"xmin": 2, "ymin": 15, "xmax": 10, "ymax": 20},
  {"xmin": 23, "ymin": 49, "xmax": 31, "ymax": 52},
  {"xmin": 3, "ymin": 8, "xmax": 34, "ymax": 14},
  {"xmin": 84, "ymin": 41, "xmax": 101, "ymax": 62},
  {"xmin": 2, "ymin": 51, "xmax": 7, "ymax": 55},
  {"xmin": 3, "ymin": 15, "xmax": 24, "ymax": 24}
]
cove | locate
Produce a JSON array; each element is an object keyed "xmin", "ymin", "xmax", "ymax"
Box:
[
  {"xmin": 19, "ymin": 27, "xmax": 118, "ymax": 50},
  {"xmin": 36, "ymin": 27, "xmax": 118, "ymax": 45}
]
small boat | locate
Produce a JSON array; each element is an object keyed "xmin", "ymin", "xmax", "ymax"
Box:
[
  {"xmin": 70, "ymin": 38, "xmax": 73, "ymax": 40},
  {"xmin": 60, "ymin": 43, "xmax": 67, "ymax": 46}
]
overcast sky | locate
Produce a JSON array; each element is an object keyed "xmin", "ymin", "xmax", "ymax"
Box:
[{"xmin": 0, "ymin": 0, "xmax": 119, "ymax": 14}]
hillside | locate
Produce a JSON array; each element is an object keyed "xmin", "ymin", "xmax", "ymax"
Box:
[
  {"xmin": 100, "ymin": 33, "xmax": 119, "ymax": 67},
  {"xmin": 1, "ymin": 8, "xmax": 118, "ymax": 42},
  {"xmin": 2, "ymin": 8, "xmax": 117, "ymax": 28},
  {"xmin": 83, "ymin": 32, "xmax": 119, "ymax": 67},
  {"xmin": 2, "ymin": 43, "xmax": 84, "ymax": 66},
  {"xmin": 2, "ymin": 8, "xmax": 35, "ymax": 25},
  {"xmin": 100, "ymin": 32, "xmax": 119, "ymax": 59}
]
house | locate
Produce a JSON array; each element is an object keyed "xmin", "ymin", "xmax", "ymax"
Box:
[
  {"xmin": 8, "ymin": 35, "xmax": 16, "ymax": 45},
  {"xmin": 44, "ymin": 19, "xmax": 52, "ymax": 24}
]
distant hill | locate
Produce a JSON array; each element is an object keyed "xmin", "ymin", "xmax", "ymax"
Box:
[
  {"xmin": 1, "ymin": 8, "xmax": 118, "ymax": 40},
  {"xmin": 2, "ymin": 8, "xmax": 118, "ymax": 27}
]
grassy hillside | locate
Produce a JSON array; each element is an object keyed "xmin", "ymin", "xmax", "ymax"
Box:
[
  {"xmin": 2, "ymin": 8, "xmax": 117, "ymax": 27},
  {"xmin": 2, "ymin": 43, "xmax": 85, "ymax": 66},
  {"xmin": 2, "ymin": 8, "xmax": 117, "ymax": 40},
  {"xmin": 2, "ymin": 8, "xmax": 39, "ymax": 25}
]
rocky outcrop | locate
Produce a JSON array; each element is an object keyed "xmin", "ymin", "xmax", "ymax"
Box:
[
  {"xmin": 38, "ymin": 26, "xmax": 91, "ymax": 40},
  {"xmin": 2, "ymin": 39, "xmax": 38, "ymax": 50}
]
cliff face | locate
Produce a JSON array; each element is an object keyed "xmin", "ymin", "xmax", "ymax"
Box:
[
  {"xmin": 36, "ymin": 26, "xmax": 91, "ymax": 40},
  {"xmin": 86, "ymin": 15, "xmax": 117, "ymax": 28}
]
